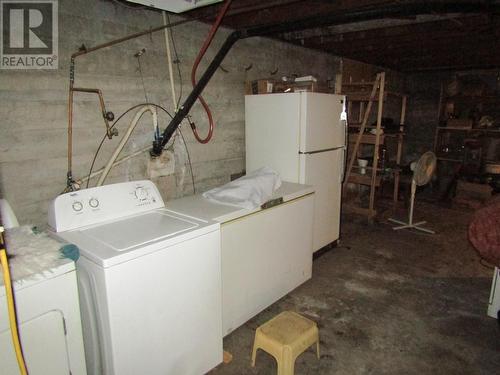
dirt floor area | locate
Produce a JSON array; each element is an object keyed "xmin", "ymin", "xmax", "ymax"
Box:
[{"xmin": 211, "ymin": 202, "xmax": 500, "ymax": 374}]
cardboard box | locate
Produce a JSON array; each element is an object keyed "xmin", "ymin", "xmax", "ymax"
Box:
[
  {"xmin": 274, "ymin": 81, "xmax": 320, "ymax": 93},
  {"xmin": 245, "ymin": 79, "xmax": 274, "ymax": 95}
]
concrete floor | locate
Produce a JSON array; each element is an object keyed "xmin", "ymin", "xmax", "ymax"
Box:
[{"xmin": 211, "ymin": 202, "xmax": 500, "ymax": 374}]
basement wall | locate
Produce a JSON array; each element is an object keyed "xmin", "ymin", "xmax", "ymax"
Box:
[
  {"xmin": 0, "ymin": 0, "xmax": 340, "ymax": 226},
  {"xmin": 404, "ymin": 72, "xmax": 443, "ymax": 161}
]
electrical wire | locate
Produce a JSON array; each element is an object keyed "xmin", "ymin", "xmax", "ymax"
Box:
[
  {"xmin": 0, "ymin": 228, "xmax": 28, "ymax": 375},
  {"xmin": 136, "ymin": 56, "xmax": 149, "ymax": 104},
  {"xmin": 84, "ymin": 19, "xmax": 197, "ymax": 193},
  {"xmin": 163, "ymin": 15, "xmax": 196, "ymax": 194},
  {"xmin": 190, "ymin": 0, "xmax": 233, "ymax": 144},
  {"xmin": 85, "ymin": 103, "xmax": 196, "ymax": 195},
  {"xmin": 86, "ymin": 103, "xmax": 174, "ymax": 188}
]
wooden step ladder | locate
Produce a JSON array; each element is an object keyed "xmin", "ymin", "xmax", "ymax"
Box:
[{"xmin": 343, "ymin": 72, "xmax": 385, "ymax": 219}]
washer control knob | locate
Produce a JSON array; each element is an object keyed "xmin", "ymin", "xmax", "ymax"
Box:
[
  {"xmin": 72, "ymin": 201, "xmax": 83, "ymax": 212},
  {"xmin": 134, "ymin": 187, "xmax": 148, "ymax": 200},
  {"xmin": 89, "ymin": 198, "xmax": 99, "ymax": 208}
]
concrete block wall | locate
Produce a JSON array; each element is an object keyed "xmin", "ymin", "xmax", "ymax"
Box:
[{"xmin": 0, "ymin": 0, "xmax": 340, "ymax": 227}]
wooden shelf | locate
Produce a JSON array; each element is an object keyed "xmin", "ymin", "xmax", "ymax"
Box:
[
  {"xmin": 349, "ymin": 133, "xmax": 385, "ymax": 144},
  {"xmin": 348, "ymin": 172, "xmax": 381, "ymax": 187},
  {"xmin": 436, "ymin": 126, "xmax": 500, "ymax": 133},
  {"xmin": 342, "ymin": 81, "xmax": 376, "ymax": 86},
  {"xmin": 342, "ymin": 202, "xmax": 377, "ymax": 219},
  {"xmin": 346, "ymin": 93, "xmax": 384, "ymax": 102},
  {"xmin": 352, "ymin": 165, "xmax": 384, "ymax": 172},
  {"xmin": 437, "ymin": 156, "xmax": 462, "ymax": 162},
  {"xmin": 348, "ymin": 123, "xmax": 378, "ymax": 128},
  {"xmin": 446, "ymin": 94, "xmax": 500, "ymax": 102},
  {"xmin": 345, "ymin": 91, "xmax": 406, "ymax": 101},
  {"xmin": 384, "ymin": 133, "xmax": 405, "ymax": 138},
  {"xmin": 348, "ymin": 132, "xmax": 404, "ymax": 142}
]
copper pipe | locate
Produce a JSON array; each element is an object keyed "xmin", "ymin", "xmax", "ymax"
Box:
[
  {"xmin": 67, "ymin": 58, "xmax": 75, "ymax": 187},
  {"xmin": 71, "ymin": 17, "xmax": 194, "ymax": 59},
  {"xmin": 66, "ymin": 17, "xmax": 197, "ymax": 188},
  {"xmin": 67, "ymin": 85, "xmax": 116, "ymax": 188},
  {"xmin": 72, "ymin": 87, "xmax": 115, "ymax": 138},
  {"xmin": 68, "ymin": 3, "xmax": 302, "ymax": 60}
]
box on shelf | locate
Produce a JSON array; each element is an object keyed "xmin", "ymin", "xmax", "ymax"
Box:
[
  {"xmin": 274, "ymin": 81, "xmax": 323, "ymax": 93},
  {"xmin": 246, "ymin": 78, "xmax": 327, "ymax": 95},
  {"xmin": 245, "ymin": 79, "xmax": 274, "ymax": 95}
]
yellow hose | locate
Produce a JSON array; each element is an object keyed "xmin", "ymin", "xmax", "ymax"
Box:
[{"xmin": 1, "ymin": 227, "xmax": 28, "ymax": 375}]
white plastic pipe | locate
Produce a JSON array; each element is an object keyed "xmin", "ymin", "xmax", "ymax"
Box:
[
  {"xmin": 163, "ymin": 11, "xmax": 178, "ymax": 109},
  {"xmin": 96, "ymin": 105, "xmax": 158, "ymax": 186},
  {"xmin": 79, "ymin": 145, "xmax": 150, "ymax": 185}
]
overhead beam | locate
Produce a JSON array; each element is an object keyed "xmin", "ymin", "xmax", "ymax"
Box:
[
  {"xmin": 186, "ymin": 0, "xmax": 396, "ymax": 28},
  {"xmin": 293, "ymin": 15, "xmax": 492, "ymax": 49},
  {"xmin": 324, "ymin": 30, "xmax": 498, "ymax": 58}
]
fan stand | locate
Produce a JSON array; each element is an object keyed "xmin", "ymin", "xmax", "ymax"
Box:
[{"xmin": 388, "ymin": 179, "xmax": 435, "ymax": 234}]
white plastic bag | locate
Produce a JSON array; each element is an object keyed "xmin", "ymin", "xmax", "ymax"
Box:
[{"xmin": 202, "ymin": 167, "xmax": 281, "ymax": 210}]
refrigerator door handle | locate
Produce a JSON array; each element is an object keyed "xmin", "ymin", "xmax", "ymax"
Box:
[
  {"xmin": 299, "ymin": 146, "xmax": 344, "ymax": 155},
  {"xmin": 341, "ymin": 118, "xmax": 348, "ymax": 183},
  {"xmin": 340, "ymin": 97, "xmax": 348, "ymax": 184}
]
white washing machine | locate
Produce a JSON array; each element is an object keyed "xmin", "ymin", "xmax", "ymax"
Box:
[
  {"xmin": 0, "ymin": 257, "xmax": 87, "ymax": 375},
  {"xmin": 48, "ymin": 180, "xmax": 222, "ymax": 375}
]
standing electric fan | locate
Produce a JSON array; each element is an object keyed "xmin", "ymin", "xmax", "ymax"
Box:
[{"xmin": 389, "ymin": 151, "xmax": 437, "ymax": 234}]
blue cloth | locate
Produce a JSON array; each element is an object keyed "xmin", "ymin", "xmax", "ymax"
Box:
[{"xmin": 60, "ymin": 244, "xmax": 80, "ymax": 261}]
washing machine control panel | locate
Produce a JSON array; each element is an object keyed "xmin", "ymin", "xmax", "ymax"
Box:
[
  {"xmin": 48, "ymin": 180, "xmax": 165, "ymax": 232},
  {"xmin": 134, "ymin": 187, "xmax": 149, "ymax": 201}
]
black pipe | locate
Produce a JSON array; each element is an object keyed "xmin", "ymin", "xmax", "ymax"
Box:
[
  {"xmin": 152, "ymin": 1, "xmax": 497, "ymax": 155},
  {"xmin": 152, "ymin": 30, "xmax": 242, "ymax": 155}
]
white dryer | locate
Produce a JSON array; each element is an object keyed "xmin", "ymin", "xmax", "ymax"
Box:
[
  {"xmin": 0, "ymin": 258, "xmax": 87, "ymax": 375},
  {"xmin": 48, "ymin": 180, "xmax": 222, "ymax": 375}
]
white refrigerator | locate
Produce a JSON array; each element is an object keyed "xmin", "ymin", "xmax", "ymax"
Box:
[{"xmin": 245, "ymin": 92, "xmax": 346, "ymax": 252}]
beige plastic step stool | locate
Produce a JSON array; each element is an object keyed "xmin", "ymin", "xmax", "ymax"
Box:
[{"xmin": 251, "ymin": 311, "xmax": 320, "ymax": 375}]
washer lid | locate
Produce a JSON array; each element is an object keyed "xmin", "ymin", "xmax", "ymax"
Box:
[
  {"xmin": 52, "ymin": 209, "xmax": 219, "ymax": 268},
  {"xmin": 79, "ymin": 211, "xmax": 198, "ymax": 251}
]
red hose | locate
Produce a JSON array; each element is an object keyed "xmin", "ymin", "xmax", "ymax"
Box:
[{"xmin": 190, "ymin": 0, "xmax": 232, "ymax": 144}]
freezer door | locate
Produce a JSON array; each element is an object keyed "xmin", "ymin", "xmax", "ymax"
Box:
[
  {"xmin": 245, "ymin": 94, "xmax": 301, "ymax": 182},
  {"xmin": 299, "ymin": 148, "xmax": 343, "ymax": 251},
  {"xmin": 300, "ymin": 93, "xmax": 346, "ymax": 152}
]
